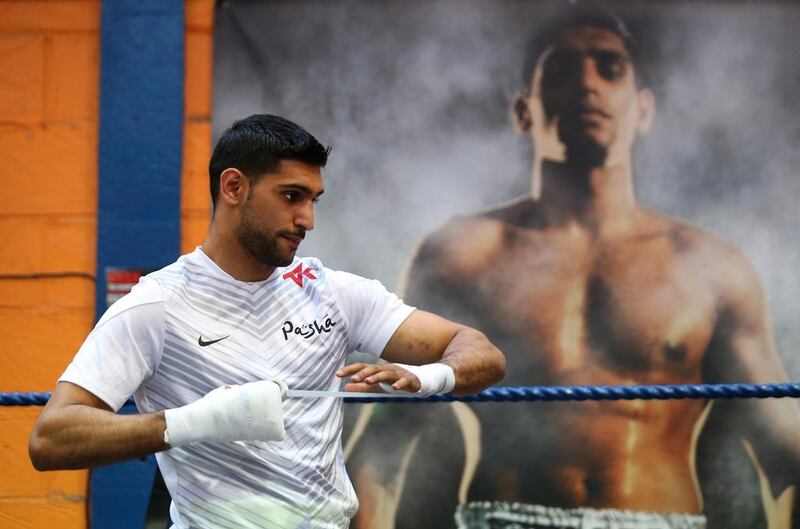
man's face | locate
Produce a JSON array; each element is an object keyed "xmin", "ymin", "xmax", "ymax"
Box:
[
  {"xmin": 236, "ymin": 159, "xmax": 324, "ymax": 267},
  {"xmin": 526, "ymin": 26, "xmax": 651, "ymax": 166}
]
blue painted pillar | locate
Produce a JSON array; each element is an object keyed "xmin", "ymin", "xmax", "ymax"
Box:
[{"xmin": 93, "ymin": 0, "xmax": 184, "ymax": 527}]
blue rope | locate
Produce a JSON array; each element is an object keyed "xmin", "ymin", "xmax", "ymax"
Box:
[
  {"xmin": 3, "ymin": 392, "xmax": 53, "ymax": 407},
  {"xmin": 3, "ymin": 382, "xmax": 800, "ymax": 406}
]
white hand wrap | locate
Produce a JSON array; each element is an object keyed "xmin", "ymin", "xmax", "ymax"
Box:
[
  {"xmin": 379, "ymin": 363, "xmax": 456, "ymax": 396},
  {"xmin": 164, "ymin": 380, "xmax": 287, "ymax": 447}
]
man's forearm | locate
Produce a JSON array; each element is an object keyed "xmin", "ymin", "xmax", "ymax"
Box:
[
  {"xmin": 439, "ymin": 327, "xmax": 506, "ymax": 395},
  {"xmin": 29, "ymin": 405, "xmax": 168, "ymax": 471}
]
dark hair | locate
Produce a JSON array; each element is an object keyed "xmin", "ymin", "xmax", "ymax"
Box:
[
  {"xmin": 209, "ymin": 114, "xmax": 331, "ymax": 207},
  {"xmin": 522, "ymin": 3, "xmax": 650, "ymax": 88}
]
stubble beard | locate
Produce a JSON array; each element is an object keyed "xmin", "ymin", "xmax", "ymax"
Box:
[{"xmin": 236, "ymin": 208, "xmax": 294, "ymax": 268}]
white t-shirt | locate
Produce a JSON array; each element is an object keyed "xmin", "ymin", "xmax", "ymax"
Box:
[{"xmin": 60, "ymin": 248, "xmax": 415, "ymax": 529}]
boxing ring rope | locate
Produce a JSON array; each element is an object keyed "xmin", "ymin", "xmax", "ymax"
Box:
[{"xmin": 3, "ymin": 382, "xmax": 800, "ymax": 406}]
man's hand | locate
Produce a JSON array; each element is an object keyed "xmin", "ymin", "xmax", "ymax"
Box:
[
  {"xmin": 337, "ymin": 362, "xmax": 422, "ymax": 393},
  {"xmin": 337, "ymin": 362, "xmax": 456, "ymax": 396},
  {"xmin": 164, "ymin": 380, "xmax": 287, "ymax": 446}
]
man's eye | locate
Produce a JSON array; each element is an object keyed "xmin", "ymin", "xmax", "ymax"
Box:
[
  {"xmin": 543, "ymin": 52, "xmax": 581, "ymax": 81},
  {"xmin": 596, "ymin": 54, "xmax": 627, "ymax": 81},
  {"xmin": 283, "ymin": 192, "xmax": 298, "ymax": 201}
]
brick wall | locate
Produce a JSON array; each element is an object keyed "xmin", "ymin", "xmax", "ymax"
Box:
[
  {"xmin": 0, "ymin": 1, "xmax": 213, "ymax": 526},
  {"xmin": 0, "ymin": 2, "xmax": 100, "ymax": 526},
  {"xmin": 182, "ymin": 0, "xmax": 214, "ymax": 253}
]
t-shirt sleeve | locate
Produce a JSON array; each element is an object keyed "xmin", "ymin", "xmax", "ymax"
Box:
[
  {"xmin": 328, "ymin": 270, "xmax": 415, "ymax": 357},
  {"xmin": 58, "ymin": 277, "xmax": 166, "ymax": 411}
]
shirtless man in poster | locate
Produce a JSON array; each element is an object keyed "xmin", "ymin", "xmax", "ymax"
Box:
[{"xmin": 348, "ymin": 10, "xmax": 800, "ymax": 529}]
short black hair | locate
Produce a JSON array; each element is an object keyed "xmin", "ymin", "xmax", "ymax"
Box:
[
  {"xmin": 209, "ymin": 114, "xmax": 331, "ymax": 207},
  {"xmin": 522, "ymin": 3, "xmax": 650, "ymax": 88}
]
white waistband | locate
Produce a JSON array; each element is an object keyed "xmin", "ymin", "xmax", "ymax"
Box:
[{"xmin": 456, "ymin": 501, "xmax": 707, "ymax": 529}]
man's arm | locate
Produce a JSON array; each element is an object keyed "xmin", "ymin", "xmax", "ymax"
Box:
[
  {"xmin": 29, "ymin": 279, "xmax": 174, "ymax": 471},
  {"xmin": 29, "ymin": 277, "xmax": 287, "ymax": 472},
  {"xmin": 338, "ymin": 218, "xmax": 506, "ymax": 395},
  {"xmin": 30, "ymin": 378, "xmax": 287, "ymax": 471},
  {"xmin": 338, "ymin": 310, "xmax": 505, "ymax": 395},
  {"xmin": 29, "ymin": 381, "xmax": 168, "ymax": 470}
]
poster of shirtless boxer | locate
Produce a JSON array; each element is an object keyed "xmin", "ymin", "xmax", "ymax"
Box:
[{"xmin": 212, "ymin": 1, "xmax": 800, "ymax": 527}]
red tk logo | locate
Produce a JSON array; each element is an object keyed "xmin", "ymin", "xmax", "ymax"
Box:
[{"xmin": 282, "ymin": 263, "xmax": 317, "ymax": 287}]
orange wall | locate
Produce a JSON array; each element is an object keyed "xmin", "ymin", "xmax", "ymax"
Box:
[
  {"xmin": 182, "ymin": 1, "xmax": 214, "ymax": 253},
  {"xmin": 0, "ymin": 1, "xmax": 213, "ymax": 526}
]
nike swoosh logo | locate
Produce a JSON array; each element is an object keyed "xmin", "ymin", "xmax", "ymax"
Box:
[{"xmin": 198, "ymin": 335, "xmax": 229, "ymax": 347}]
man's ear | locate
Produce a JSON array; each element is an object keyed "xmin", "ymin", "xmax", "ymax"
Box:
[
  {"xmin": 218, "ymin": 168, "xmax": 249, "ymax": 206},
  {"xmin": 511, "ymin": 91, "xmax": 533, "ymax": 133},
  {"xmin": 636, "ymin": 88, "xmax": 655, "ymax": 134}
]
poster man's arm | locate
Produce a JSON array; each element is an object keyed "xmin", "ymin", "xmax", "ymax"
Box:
[
  {"xmin": 350, "ymin": 224, "xmax": 485, "ymax": 529},
  {"xmin": 704, "ymin": 251, "xmax": 800, "ymax": 523}
]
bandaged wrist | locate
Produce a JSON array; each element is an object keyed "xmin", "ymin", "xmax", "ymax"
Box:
[
  {"xmin": 380, "ymin": 362, "xmax": 456, "ymax": 397},
  {"xmin": 164, "ymin": 380, "xmax": 286, "ymax": 447}
]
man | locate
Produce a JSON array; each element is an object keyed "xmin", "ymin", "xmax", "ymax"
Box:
[
  {"xmin": 27, "ymin": 114, "xmax": 506, "ymax": 529},
  {"xmin": 348, "ymin": 10, "xmax": 800, "ymax": 529}
]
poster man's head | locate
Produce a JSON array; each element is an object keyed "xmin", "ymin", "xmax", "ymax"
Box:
[{"xmin": 513, "ymin": 7, "xmax": 655, "ymax": 169}]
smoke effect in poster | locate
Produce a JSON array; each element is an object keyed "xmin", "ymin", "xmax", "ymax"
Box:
[{"xmin": 213, "ymin": 1, "xmax": 800, "ymax": 527}]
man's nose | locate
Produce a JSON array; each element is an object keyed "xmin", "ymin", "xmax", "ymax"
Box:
[
  {"xmin": 579, "ymin": 57, "xmax": 602, "ymax": 92},
  {"xmin": 295, "ymin": 201, "xmax": 315, "ymax": 231}
]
